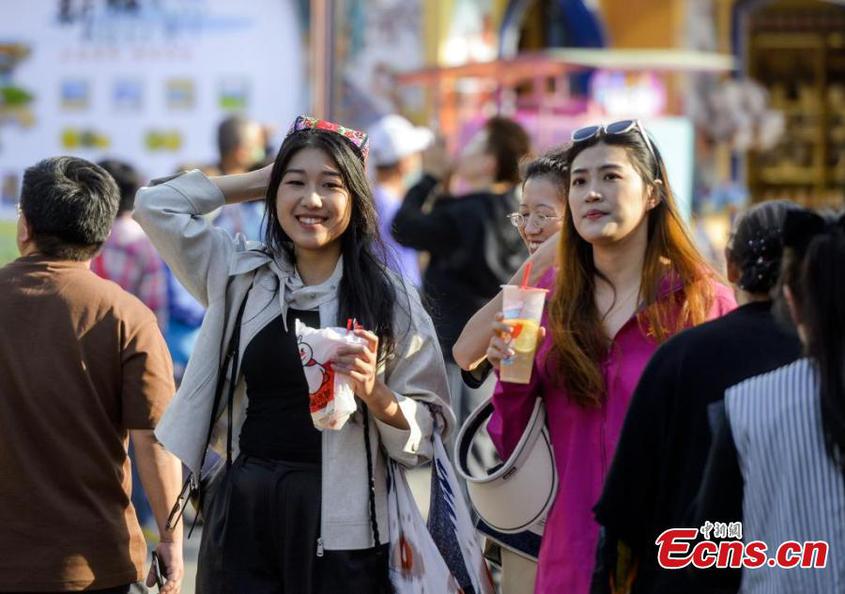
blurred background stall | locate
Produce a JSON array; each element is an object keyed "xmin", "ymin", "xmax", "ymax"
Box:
[
  {"xmin": 2, "ymin": 1, "xmax": 845, "ymax": 268},
  {"xmin": 1, "ymin": 3, "xmax": 844, "ymax": 592}
]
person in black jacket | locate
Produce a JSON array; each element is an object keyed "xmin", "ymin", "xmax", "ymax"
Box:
[
  {"xmin": 590, "ymin": 200, "xmax": 803, "ymax": 594},
  {"xmin": 392, "ymin": 116, "xmax": 530, "ymax": 427}
]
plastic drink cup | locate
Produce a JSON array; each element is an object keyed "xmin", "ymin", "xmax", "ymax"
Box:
[{"xmin": 499, "ymin": 284, "xmax": 548, "ymax": 384}]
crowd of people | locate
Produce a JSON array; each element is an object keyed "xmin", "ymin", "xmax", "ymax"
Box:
[{"xmin": 0, "ymin": 110, "xmax": 843, "ymax": 594}]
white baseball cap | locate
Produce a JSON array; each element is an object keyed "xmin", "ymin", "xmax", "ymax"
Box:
[{"xmin": 367, "ymin": 114, "xmax": 434, "ymax": 166}]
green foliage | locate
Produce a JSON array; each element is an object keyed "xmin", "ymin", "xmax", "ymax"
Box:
[
  {"xmin": 0, "ymin": 221, "xmax": 18, "ymax": 266},
  {"xmin": 1, "ymin": 86, "xmax": 34, "ymax": 106}
]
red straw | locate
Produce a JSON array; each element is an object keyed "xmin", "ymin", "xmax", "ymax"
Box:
[
  {"xmin": 521, "ymin": 262, "xmax": 533, "ymax": 289},
  {"xmin": 346, "ymin": 318, "xmax": 353, "ymax": 331}
]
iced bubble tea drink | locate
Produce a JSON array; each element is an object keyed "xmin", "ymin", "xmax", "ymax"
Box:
[{"xmin": 499, "ymin": 284, "xmax": 548, "ymax": 384}]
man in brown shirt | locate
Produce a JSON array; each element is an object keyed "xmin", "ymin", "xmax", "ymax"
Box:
[{"xmin": 0, "ymin": 157, "xmax": 183, "ymax": 593}]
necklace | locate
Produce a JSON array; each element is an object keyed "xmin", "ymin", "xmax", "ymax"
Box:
[{"xmin": 599, "ymin": 284, "xmax": 641, "ymax": 321}]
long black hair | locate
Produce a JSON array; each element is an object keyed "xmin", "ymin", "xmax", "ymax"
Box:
[
  {"xmin": 781, "ymin": 209, "xmax": 845, "ymax": 473},
  {"xmin": 263, "ymin": 128, "xmax": 400, "ymax": 364}
]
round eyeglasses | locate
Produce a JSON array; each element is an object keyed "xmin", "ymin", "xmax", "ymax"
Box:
[{"xmin": 507, "ymin": 212, "xmax": 563, "ymax": 228}]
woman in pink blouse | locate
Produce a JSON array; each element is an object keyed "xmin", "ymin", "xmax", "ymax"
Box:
[{"xmin": 484, "ymin": 121, "xmax": 736, "ymax": 593}]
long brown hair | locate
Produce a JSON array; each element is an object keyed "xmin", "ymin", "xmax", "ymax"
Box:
[{"xmin": 547, "ymin": 129, "xmax": 716, "ymax": 407}]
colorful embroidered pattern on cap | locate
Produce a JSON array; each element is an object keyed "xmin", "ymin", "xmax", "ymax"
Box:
[{"xmin": 287, "ymin": 115, "xmax": 370, "ymax": 161}]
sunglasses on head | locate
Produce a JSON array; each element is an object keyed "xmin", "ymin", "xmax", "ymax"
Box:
[{"xmin": 570, "ymin": 119, "xmax": 659, "ymax": 172}]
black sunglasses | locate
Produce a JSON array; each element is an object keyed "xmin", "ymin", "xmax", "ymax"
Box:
[{"xmin": 571, "ymin": 119, "xmax": 659, "ymax": 172}]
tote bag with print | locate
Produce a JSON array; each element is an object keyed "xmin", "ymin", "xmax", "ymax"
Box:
[{"xmin": 386, "ymin": 431, "xmax": 495, "ymax": 594}]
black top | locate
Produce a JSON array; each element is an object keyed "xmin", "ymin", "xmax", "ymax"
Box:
[
  {"xmin": 392, "ymin": 174, "xmax": 527, "ymax": 355},
  {"xmin": 592, "ymin": 301, "xmax": 802, "ymax": 594},
  {"xmin": 686, "ymin": 400, "xmax": 744, "ymax": 591},
  {"xmin": 239, "ymin": 309, "xmax": 322, "ymax": 463}
]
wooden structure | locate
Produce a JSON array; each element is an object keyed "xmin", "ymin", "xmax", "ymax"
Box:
[
  {"xmin": 396, "ymin": 48, "xmax": 735, "ymax": 147},
  {"xmin": 741, "ymin": 0, "xmax": 845, "ymax": 208}
]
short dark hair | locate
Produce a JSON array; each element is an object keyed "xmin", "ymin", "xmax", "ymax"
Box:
[
  {"xmin": 97, "ymin": 159, "xmax": 141, "ymax": 214},
  {"xmin": 484, "ymin": 117, "xmax": 531, "ymax": 184},
  {"xmin": 217, "ymin": 115, "xmax": 253, "ymax": 159},
  {"xmin": 20, "ymin": 156, "xmax": 119, "ymax": 261},
  {"xmin": 522, "ymin": 149, "xmax": 567, "ymax": 190}
]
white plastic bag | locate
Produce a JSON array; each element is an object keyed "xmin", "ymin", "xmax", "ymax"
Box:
[{"xmin": 295, "ymin": 319, "xmax": 363, "ymax": 431}]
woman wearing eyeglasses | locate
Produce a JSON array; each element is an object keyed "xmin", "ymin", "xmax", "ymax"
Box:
[
  {"xmin": 507, "ymin": 155, "xmax": 566, "ymax": 255},
  {"xmin": 484, "ymin": 120, "xmax": 736, "ymax": 593},
  {"xmin": 452, "ymin": 152, "xmax": 565, "ymax": 378},
  {"xmin": 452, "ymin": 151, "xmax": 566, "ymax": 594}
]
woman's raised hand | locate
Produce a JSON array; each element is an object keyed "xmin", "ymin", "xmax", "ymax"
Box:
[
  {"xmin": 212, "ymin": 163, "xmax": 274, "ymax": 205},
  {"xmin": 422, "ymin": 135, "xmax": 451, "ymax": 180},
  {"xmin": 527, "ymin": 230, "xmax": 559, "ymax": 283}
]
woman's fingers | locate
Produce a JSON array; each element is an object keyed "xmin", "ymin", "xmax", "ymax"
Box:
[
  {"xmin": 335, "ymin": 344, "xmax": 367, "ymax": 358},
  {"xmin": 492, "ymin": 312, "xmax": 514, "ymax": 339},
  {"xmin": 353, "ymin": 328, "xmax": 379, "ymax": 352},
  {"xmin": 341, "ymin": 369, "xmax": 368, "ymax": 384},
  {"xmin": 486, "ymin": 336, "xmax": 514, "ymax": 368},
  {"xmin": 493, "ymin": 321, "xmax": 513, "ymax": 337},
  {"xmin": 493, "ymin": 336, "xmax": 514, "ymax": 356},
  {"xmin": 333, "ymin": 355, "xmax": 370, "ymax": 374}
]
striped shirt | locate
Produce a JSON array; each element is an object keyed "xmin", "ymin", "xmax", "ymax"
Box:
[
  {"xmin": 91, "ymin": 217, "xmax": 168, "ymax": 331},
  {"xmin": 726, "ymin": 358, "xmax": 845, "ymax": 593}
]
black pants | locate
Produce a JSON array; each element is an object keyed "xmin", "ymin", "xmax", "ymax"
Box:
[{"xmin": 221, "ymin": 455, "xmax": 390, "ymax": 594}]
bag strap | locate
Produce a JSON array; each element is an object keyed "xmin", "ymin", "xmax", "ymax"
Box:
[
  {"xmin": 361, "ymin": 404, "xmax": 382, "ymax": 547},
  {"xmin": 224, "ymin": 289, "xmax": 248, "ymax": 469},
  {"xmin": 201, "ymin": 278, "xmax": 253, "ymax": 471},
  {"xmin": 165, "ymin": 279, "xmax": 253, "ymax": 532},
  {"xmin": 362, "ymin": 404, "xmax": 396, "ymax": 594}
]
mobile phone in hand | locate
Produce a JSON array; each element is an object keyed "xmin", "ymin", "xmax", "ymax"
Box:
[{"xmin": 151, "ymin": 551, "xmax": 167, "ymax": 588}]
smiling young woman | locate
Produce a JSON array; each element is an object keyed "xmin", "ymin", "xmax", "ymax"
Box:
[
  {"xmin": 273, "ymin": 147, "xmax": 352, "ymax": 261},
  {"xmin": 134, "ymin": 116, "xmax": 454, "ymax": 594}
]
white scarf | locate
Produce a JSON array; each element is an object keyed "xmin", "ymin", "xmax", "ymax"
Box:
[{"xmin": 267, "ymin": 253, "xmax": 344, "ymax": 331}]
